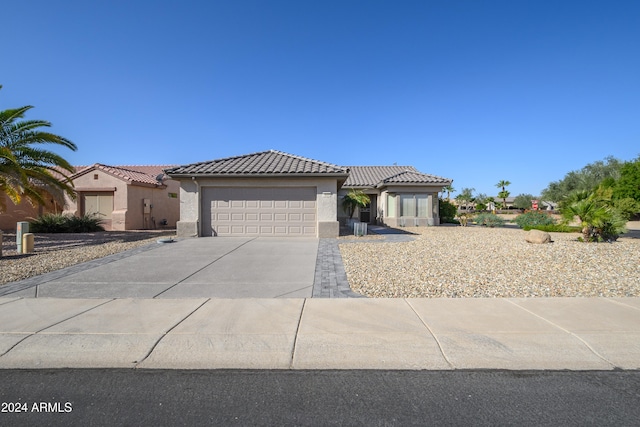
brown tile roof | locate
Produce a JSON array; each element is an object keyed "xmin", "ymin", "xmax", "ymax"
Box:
[
  {"xmin": 344, "ymin": 166, "xmax": 451, "ymax": 187},
  {"xmin": 72, "ymin": 164, "xmax": 176, "ymax": 187},
  {"xmin": 165, "ymin": 150, "xmax": 349, "ymax": 176}
]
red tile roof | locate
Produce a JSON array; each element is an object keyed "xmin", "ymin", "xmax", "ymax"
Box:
[{"xmin": 72, "ymin": 164, "xmax": 177, "ymax": 187}]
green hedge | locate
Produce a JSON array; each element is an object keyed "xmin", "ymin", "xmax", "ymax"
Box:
[
  {"xmin": 522, "ymin": 224, "xmax": 581, "ymax": 233},
  {"xmin": 514, "ymin": 211, "xmax": 555, "ymax": 229}
]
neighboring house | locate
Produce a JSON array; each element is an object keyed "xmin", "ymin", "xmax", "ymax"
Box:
[
  {"xmin": 0, "ymin": 166, "xmax": 83, "ymax": 231},
  {"xmin": 165, "ymin": 150, "xmax": 452, "ymax": 238},
  {"xmin": 63, "ymin": 164, "xmax": 180, "ymax": 231},
  {"xmin": 0, "ymin": 194, "xmax": 61, "ymax": 230}
]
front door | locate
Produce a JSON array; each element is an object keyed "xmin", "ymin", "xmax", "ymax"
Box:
[{"xmin": 359, "ymin": 203, "xmax": 371, "ymax": 223}]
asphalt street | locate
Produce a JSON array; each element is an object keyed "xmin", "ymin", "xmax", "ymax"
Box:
[{"xmin": 1, "ymin": 369, "xmax": 639, "ymax": 426}]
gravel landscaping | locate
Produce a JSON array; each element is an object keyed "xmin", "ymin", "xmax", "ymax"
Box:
[
  {"xmin": 0, "ymin": 231, "xmax": 175, "ymax": 286},
  {"xmin": 339, "ymin": 224, "xmax": 640, "ymax": 298}
]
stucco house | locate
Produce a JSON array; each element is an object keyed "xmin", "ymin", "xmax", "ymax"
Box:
[
  {"xmin": 165, "ymin": 150, "xmax": 452, "ymax": 238},
  {"xmin": 63, "ymin": 164, "xmax": 180, "ymax": 231}
]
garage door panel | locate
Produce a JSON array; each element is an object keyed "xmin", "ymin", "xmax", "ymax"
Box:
[{"xmin": 202, "ymin": 187, "xmax": 317, "ymax": 237}]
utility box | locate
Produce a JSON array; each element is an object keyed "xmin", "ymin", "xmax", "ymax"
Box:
[
  {"xmin": 22, "ymin": 233, "xmax": 34, "ymax": 254},
  {"xmin": 143, "ymin": 199, "xmax": 151, "ymax": 214},
  {"xmin": 16, "ymin": 221, "xmax": 29, "ymax": 254}
]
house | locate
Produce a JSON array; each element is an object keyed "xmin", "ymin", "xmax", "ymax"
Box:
[
  {"xmin": 339, "ymin": 166, "xmax": 452, "ymax": 228},
  {"xmin": 63, "ymin": 164, "xmax": 180, "ymax": 231},
  {"xmin": 165, "ymin": 150, "xmax": 452, "ymax": 238}
]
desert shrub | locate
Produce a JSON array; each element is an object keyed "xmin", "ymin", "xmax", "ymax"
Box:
[
  {"xmin": 514, "ymin": 211, "xmax": 555, "ymax": 229},
  {"xmin": 475, "ymin": 202, "xmax": 487, "ymax": 211},
  {"xmin": 474, "ymin": 213, "xmax": 505, "ymax": 227},
  {"xmin": 30, "ymin": 213, "xmax": 104, "ymax": 233},
  {"xmin": 523, "ymin": 224, "xmax": 581, "ymax": 233},
  {"xmin": 439, "ymin": 199, "xmax": 457, "ymax": 222}
]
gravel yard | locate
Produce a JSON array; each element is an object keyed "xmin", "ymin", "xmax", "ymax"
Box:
[
  {"xmin": 339, "ymin": 224, "xmax": 640, "ymax": 298},
  {"xmin": 0, "ymin": 231, "xmax": 175, "ymax": 286}
]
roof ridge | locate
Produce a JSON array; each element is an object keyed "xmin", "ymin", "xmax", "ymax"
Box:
[{"xmin": 267, "ymin": 149, "xmax": 345, "ymax": 170}]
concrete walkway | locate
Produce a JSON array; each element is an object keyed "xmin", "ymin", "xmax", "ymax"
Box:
[{"xmin": 0, "ymin": 297, "xmax": 638, "ymax": 370}]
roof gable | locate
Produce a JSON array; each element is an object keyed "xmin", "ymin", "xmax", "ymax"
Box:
[
  {"xmin": 165, "ymin": 150, "xmax": 349, "ymax": 176},
  {"xmin": 344, "ymin": 166, "xmax": 451, "ymax": 187},
  {"xmin": 72, "ymin": 164, "xmax": 176, "ymax": 187}
]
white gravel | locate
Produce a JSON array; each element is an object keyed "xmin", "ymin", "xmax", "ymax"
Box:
[
  {"xmin": 0, "ymin": 231, "xmax": 175, "ymax": 286},
  {"xmin": 339, "ymin": 225, "xmax": 640, "ymax": 298}
]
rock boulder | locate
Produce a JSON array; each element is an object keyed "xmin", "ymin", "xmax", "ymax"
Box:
[{"xmin": 525, "ymin": 229, "xmax": 552, "ymax": 244}]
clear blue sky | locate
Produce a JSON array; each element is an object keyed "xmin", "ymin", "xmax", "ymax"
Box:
[{"xmin": 3, "ymin": 0, "xmax": 639, "ymax": 198}]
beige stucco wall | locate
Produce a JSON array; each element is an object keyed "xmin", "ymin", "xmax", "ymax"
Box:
[{"xmin": 175, "ymin": 176, "xmax": 340, "ymax": 238}]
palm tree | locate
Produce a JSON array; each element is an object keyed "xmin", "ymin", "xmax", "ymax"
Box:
[
  {"xmin": 341, "ymin": 189, "xmax": 371, "ymax": 219},
  {"xmin": 561, "ymin": 191, "xmax": 626, "ymax": 241},
  {"xmin": 442, "ymin": 184, "xmax": 455, "ymax": 202},
  {"xmin": 0, "ymin": 86, "xmax": 77, "ymax": 212},
  {"xmin": 495, "ymin": 180, "xmax": 511, "ymax": 209}
]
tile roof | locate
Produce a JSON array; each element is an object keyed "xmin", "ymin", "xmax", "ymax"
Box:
[
  {"xmin": 165, "ymin": 150, "xmax": 349, "ymax": 176},
  {"xmin": 344, "ymin": 166, "xmax": 451, "ymax": 187},
  {"xmin": 72, "ymin": 164, "xmax": 176, "ymax": 187}
]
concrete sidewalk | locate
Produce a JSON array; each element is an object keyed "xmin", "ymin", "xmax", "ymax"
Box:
[{"xmin": 0, "ymin": 297, "xmax": 638, "ymax": 370}]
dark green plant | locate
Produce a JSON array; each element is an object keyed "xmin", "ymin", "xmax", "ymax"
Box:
[
  {"xmin": 560, "ymin": 191, "xmax": 626, "ymax": 242},
  {"xmin": 439, "ymin": 199, "xmax": 457, "ymax": 222},
  {"xmin": 474, "ymin": 212, "xmax": 505, "ymax": 227},
  {"xmin": 514, "ymin": 211, "xmax": 556, "ymax": 229},
  {"xmin": 30, "ymin": 213, "xmax": 104, "ymax": 233}
]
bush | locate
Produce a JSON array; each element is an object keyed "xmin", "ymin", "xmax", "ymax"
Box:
[
  {"xmin": 30, "ymin": 213, "xmax": 105, "ymax": 233},
  {"xmin": 474, "ymin": 213, "xmax": 505, "ymax": 227},
  {"xmin": 514, "ymin": 211, "xmax": 555, "ymax": 229},
  {"xmin": 523, "ymin": 224, "xmax": 581, "ymax": 233},
  {"xmin": 439, "ymin": 199, "xmax": 457, "ymax": 222}
]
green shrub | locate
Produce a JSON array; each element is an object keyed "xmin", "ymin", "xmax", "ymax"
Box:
[
  {"xmin": 439, "ymin": 199, "xmax": 457, "ymax": 222},
  {"xmin": 514, "ymin": 211, "xmax": 555, "ymax": 229},
  {"xmin": 474, "ymin": 213, "xmax": 505, "ymax": 227},
  {"xmin": 523, "ymin": 224, "xmax": 581, "ymax": 233},
  {"xmin": 475, "ymin": 202, "xmax": 487, "ymax": 211},
  {"xmin": 30, "ymin": 213, "xmax": 104, "ymax": 233}
]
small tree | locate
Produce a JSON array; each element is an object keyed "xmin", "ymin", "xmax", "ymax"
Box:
[
  {"xmin": 455, "ymin": 187, "xmax": 475, "ymax": 211},
  {"xmin": 341, "ymin": 190, "xmax": 370, "ymax": 219},
  {"xmin": 513, "ymin": 193, "xmax": 535, "ymax": 210}
]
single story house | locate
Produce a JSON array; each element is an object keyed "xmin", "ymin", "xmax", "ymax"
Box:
[
  {"xmin": 63, "ymin": 164, "xmax": 180, "ymax": 231},
  {"xmin": 165, "ymin": 150, "xmax": 452, "ymax": 238}
]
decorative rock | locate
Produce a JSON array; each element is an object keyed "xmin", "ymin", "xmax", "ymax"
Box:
[{"xmin": 525, "ymin": 229, "xmax": 552, "ymax": 244}]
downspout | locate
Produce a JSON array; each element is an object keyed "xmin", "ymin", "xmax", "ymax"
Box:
[{"xmin": 192, "ymin": 176, "xmax": 201, "ymax": 237}]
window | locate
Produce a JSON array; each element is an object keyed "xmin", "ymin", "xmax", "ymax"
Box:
[
  {"xmin": 399, "ymin": 194, "xmax": 430, "ymax": 217},
  {"xmin": 386, "ymin": 194, "xmax": 396, "ymax": 217},
  {"xmin": 400, "ymin": 195, "xmax": 415, "ymax": 217},
  {"xmin": 417, "ymin": 195, "xmax": 428, "ymax": 218}
]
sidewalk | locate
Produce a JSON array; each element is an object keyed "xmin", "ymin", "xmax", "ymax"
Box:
[{"xmin": 0, "ymin": 297, "xmax": 638, "ymax": 370}]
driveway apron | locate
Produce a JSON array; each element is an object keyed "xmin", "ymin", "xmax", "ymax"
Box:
[{"xmin": 9, "ymin": 237, "xmax": 319, "ymax": 299}]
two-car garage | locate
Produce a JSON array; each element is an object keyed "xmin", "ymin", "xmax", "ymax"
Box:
[
  {"xmin": 201, "ymin": 187, "xmax": 317, "ymax": 237},
  {"xmin": 166, "ymin": 150, "xmax": 349, "ymax": 238}
]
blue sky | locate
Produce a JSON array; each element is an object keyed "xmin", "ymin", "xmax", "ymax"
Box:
[{"xmin": 3, "ymin": 0, "xmax": 639, "ymax": 198}]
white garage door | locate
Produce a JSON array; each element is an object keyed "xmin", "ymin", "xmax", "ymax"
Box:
[{"xmin": 202, "ymin": 187, "xmax": 317, "ymax": 237}]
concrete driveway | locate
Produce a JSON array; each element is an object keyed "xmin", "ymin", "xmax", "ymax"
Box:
[{"xmin": 9, "ymin": 237, "xmax": 319, "ymax": 299}]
